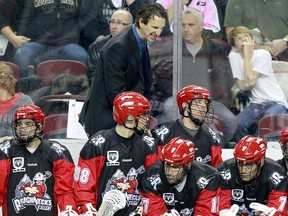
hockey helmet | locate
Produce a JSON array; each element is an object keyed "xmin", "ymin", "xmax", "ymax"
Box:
[
  {"xmin": 113, "ymin": 92, "xmax": 150, "ymax": 124},
  {"xmin": 161, "ymin": 137, "xmax": 195, "ymax": 169}
]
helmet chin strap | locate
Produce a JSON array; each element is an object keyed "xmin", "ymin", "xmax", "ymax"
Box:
[
  {"xmin": 123, "ymin": 121, "xmax": 145, "ymax": 136},
  {"xmin": 182, "ymin": 103, "xmax": 204, "ymax": 126}
]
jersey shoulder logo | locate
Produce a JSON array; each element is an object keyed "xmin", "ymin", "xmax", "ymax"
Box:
[
  {"xmin": 0, "ymin": 140, "xmax": 12, "ymax": 155},
  {"xmin": 154, "ymin": 125, "xmax": 169, "ymax": 142},
  {"xmin": 142, "ymin": 135, "xmax": 155, "ymax": 150},
  {"xmin": 219, "ymin": 168, "xmax": 232, "ymax": 181},
  {"xmin": 196, "ymin": 176, "xmax": 211, "ymax": 189},
  {"xmin": 269, "ymin": 172, "xmax": 284, "ymax": 186},
  {"xmin": 90, "ymin": 134, "xmax": 106, "ymax": 147},
  {"xmin": 147, "ymin": 173, "xmax": 161, "ymax": 190},
  {"xmin": 50, "ymin": 142, "xmax": 66, "ymax": 156}
]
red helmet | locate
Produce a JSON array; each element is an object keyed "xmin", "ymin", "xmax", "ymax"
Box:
[
  {"xmin": 113, "ymin": 92, "xmax": 151, "ymax": 124},
  {"xmin": 279, "ymin": 127, "xmax": 288, "ymax": 147},
  {"xmin": 14, "ymin": 105, "xmax": 45, "ymax": 127},
  {"xmin": 234, "ymin": 135, "xmax": 266, "ymax": 164},
  {"xmin": 176, "ymin": 85, "xmax": 211, "ymax": 114},
  {"xmin": 161, "ymin": 137, "xmax": 195, "ymax": 168}
]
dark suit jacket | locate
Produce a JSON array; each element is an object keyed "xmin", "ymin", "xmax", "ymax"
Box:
[{"xmin": 79, "ymin": 26, "xmax": 152, "ymax": 137}]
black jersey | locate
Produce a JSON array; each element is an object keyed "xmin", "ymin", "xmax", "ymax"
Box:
[
  {"xmin": 277, "ymin": 158, "xmax": 288, "ymax": 174},
  {"xmin": 74, "ymin": 128, "xmax": 158, "ymax": 215},
  {"xmin": 152, "ymin": 120, "xmax": 222, "ymax": 167},
  {"xmin": 140, "ymin": 160, "xmax": 220, "ymax": 215},
  {"xmin": 217, "ymin": 158, "xmax": 288, "ymax": 215},
  {"xmin": 0, "ymin": 139, "xmax": 76, "ymax": 216}
]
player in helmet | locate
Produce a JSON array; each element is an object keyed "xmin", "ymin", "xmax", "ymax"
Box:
[
  {"xmin": 217, "ymin": 135, "xmax": 288, "ymax": 215},
  {"xmin": 278, "ymin": 127, "xmax": 288, "ymax": 173},
  {"xmin": 13, "ymin": 104, "xmax": 45, "ymax": 145},
  {"xmin": 177, "ymin": 85, "xmax": 213, "ymax": 126},
  {"xmin": 152, "ymin": 85, "xmax": 223, "ymax": 167},
  {"xmin": 74, "ymin": 91, "xmax": 158, "ymax": 215},
  {"xmin": 140, "ymin": 137, "xmax": 220, "ymax": 215},
  {"xmin": 0, "ymin": 104, "xmax": 77, "ymax": 215},
  {"xmin": 113, "ymin": 91, "xmax": 151, "ymax": 136}
]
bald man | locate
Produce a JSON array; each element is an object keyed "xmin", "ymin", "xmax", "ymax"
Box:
[{"xmin": 87, "ymin": 9, "xmax": 133, "ymax": 84}]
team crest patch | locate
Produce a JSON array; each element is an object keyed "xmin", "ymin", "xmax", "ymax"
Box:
[
  {"xmin": 163, "ymin": 193, "xmax": 175, "ymax": 205},
  {"xmin": 231, "ymin": 189, "xmax": 244, "ymax": 202},
  {"xmin": 12, "ymin": 157, "xmax": 26, "ymax": 173},
  {"xmin": 105, "ymin": 168, "xmax": 141, "ymax": 206},
  {"xmin": 13, "ymin": 172, "xmax": 52, "ymax": 213},
  {"xmin": 106, "ymin": 151, "xmax": 120, "ymax": 166}
]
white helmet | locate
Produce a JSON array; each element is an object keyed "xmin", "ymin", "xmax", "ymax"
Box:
[{"xmin": 33, "ymin": 172, "xmax": 45, "ymax": 181}]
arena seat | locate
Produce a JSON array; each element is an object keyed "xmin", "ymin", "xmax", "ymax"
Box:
[
  {"xmin": 0, "ymin": 61, "xmax": 20, "ymax": 79},
  {"xmin": 43, "ymin": 114, "xmax": 68, "ymax": 139},
  {"xmin": 258, "ymin": 114, "xmax": 288, "ymax": 142},
  {"xmin": 36, "ymin": 59, "xmax": 87, "ymax": 86}
]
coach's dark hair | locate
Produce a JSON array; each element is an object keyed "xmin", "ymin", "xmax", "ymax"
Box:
[{"xmin": 135, "ymin": 3, "xmax": 167, "ymax": 28}]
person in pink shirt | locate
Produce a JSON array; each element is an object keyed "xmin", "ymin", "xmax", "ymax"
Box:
[
  {"xmin": 0, "ymin": 63, "xmax": 34, "ymax": 139},
  {"xmin": 157, "ymin": 0, "xmax": 220, "ymax": 34}
]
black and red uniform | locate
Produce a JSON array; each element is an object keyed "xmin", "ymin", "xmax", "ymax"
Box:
[
  {"xmin": 152, "ymin": 120, "xmax": 222, "ymax": 167},
  {"xmin": 217, "ymin": 158, "xmax": 288, "ymax": 215},
  {"xmin": 74, "ymin": 129, "xmax": 158, "ymax": 215},
  {"xmin": 277, "ymin": 158, "xmax": 288, "ymax": 174},
  {"xmin": 140, "ymin": 160, "xmax": 220, "ymax": 215},
  {"xmin": 0, "ymin": 139, "xmax": 76, "ymax": 216}
]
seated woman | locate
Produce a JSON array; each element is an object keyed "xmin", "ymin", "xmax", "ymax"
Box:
[{"xmin": 0, "ymin": 62, "xmax": 34, "ymax": 138}]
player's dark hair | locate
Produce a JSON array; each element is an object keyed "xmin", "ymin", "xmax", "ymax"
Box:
[{"xmin": 135, "ymin": 3, "xmax": 167, "ymax": 28}]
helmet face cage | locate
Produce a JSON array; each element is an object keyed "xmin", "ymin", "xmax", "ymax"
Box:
[
  {"xmin": 161, "ymin": 137, "xmax": 195, "ymax": 185},
  {"xmin": 163, "ymin": 163, "xmax": 186, "ymax": 185},
  {"xmin": 234, "ymin": 136, "xmax": 266, "ymax": 182},
  {"xmin": 188, "ymin": 98, "xmax": 213, "ymax": 125},
  {"xmin": 279, "ymin": 128, "xmax": 288, "ymax": 160},
  {"xmin": 113, "ymin": 92, "xmax": 151, "ymax": 132},
  {"xmin": 13, "ymin": 105, "xmax": 45, "ymax": 145},
  {"xmin": 176, "ymin": 85, "xmax": 213, "ymax": 125}
]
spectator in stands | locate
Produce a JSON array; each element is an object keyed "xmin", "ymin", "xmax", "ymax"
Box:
[
  {"xmin": 152, "ymin": 85, "xmax": 223, "ymax": 167},
  {"xmin": 228, "ymin": 26, "xmax": 287, "ymax": 142},
  {"xmin": 217, "ymin": 135, "xmax": 288, "ymax": 215},
  {"xmin": 0, "ymin": 62, "xmax": 34, "ymax": 138},
  {"xmin": 151, "ymin": 8, "xmax": 237, "ymax": 147},
  {"xmin": 79, "ymin": 0, "xmax": 155, "ymax": 50},
  {"xmin": 87, "ymin": 9, "xmax": 133, "ymax": 85},
  {"xmin": 79, "ymin": 3, "xmax": 167, "ymax": 137},
  {"xmin": 140, "ymin": 137, "xmax": 220, "ymax": 215},
  {"xmin": 278, "ymin": 128, "xmax": 288, "ymax": 173},
  {"xmin": 0, "ymin": 0, "xmax": 88, "ymax": 77},
  {"xmin": 224, "ymin": 0, "xmax": 288, "ymax": 61},
  {"xmin": 157, "ymin": 0, "xmax": 221, "ymax": 37},
  {"xmin": 74, "ymin": 92, "xmax": 158, "ymax": 215}
]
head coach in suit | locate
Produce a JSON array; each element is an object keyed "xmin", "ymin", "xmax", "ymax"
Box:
[{"xmin": 79, "ymin": 3, "xmax": 168, "ymax": 137}]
